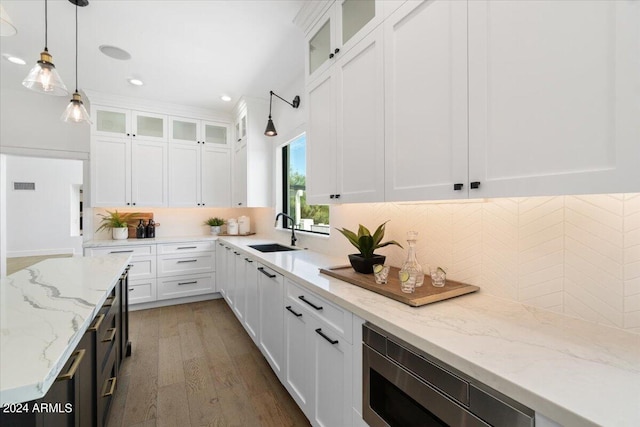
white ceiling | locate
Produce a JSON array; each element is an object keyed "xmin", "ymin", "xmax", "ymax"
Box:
[{"xmin": 0, "ymin": 0, "xmax": 306, "ymax": 113}]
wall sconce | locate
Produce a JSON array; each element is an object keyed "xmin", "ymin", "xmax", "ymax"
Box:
[{"xmin": 264, "ymin": 90, "xmax": 300, "ymax": 137}]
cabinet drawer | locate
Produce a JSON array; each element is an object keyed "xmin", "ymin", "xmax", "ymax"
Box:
[
  {"xmin": 97, "ymin": 344, "xmax": 118, "ymax": 427},
  {"xmin": 128, "ymin": 255, "xmax": 156, "ymax": 280},
  {"xmin": 286, "ymin": 279, "xmax": 353, "ymax": 343},
  {"xmin": 157, "ymin": 252, "xmax": 215, "ymax": 277},
  {"xmin": 157, "ymin": 241, "xmax": 215, "ymax": 254},
  {"xmin": 127, "ymin": 279, "xmax": 157, "ymax": 304},
  {"xmin": 157, "ymin": 274, "xmax": 215, "ymax": 300},
  {"xmin": 96, "ymin": 312, "xmax": 118, "ymax": 376},
  {"xmin": 85, "ymin": 244, "xmax": 156, "ymax": 257}
]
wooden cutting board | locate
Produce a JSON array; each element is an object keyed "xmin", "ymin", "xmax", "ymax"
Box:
[{"xmin": 319, "ymin": 265, "xmax": 479, "ymax": 307}]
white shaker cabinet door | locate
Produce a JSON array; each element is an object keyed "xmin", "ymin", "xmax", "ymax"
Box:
[
  {"xmin": 201, "ymin": 145, "xmax": 231, "ymax": 208},
  {"xmin": 243, "ymin": 256, "xmax": 259, "ymax": 344},
  {"xmin": 168, "ymin": 142, "xmax": 200, "ymax": 207},
  {"xmin": 468, "ymin": 0, "xmax": 640, "ymax": 198},
  {"xmin": 91, "ymin": 136, "xmax": 131, "ymax": 207},
  {"xmin": 384, "ymin": 0, "xmax": 469, "ymax": 202},
  {"xmin": 131, "ymin": 140, "xmax": 168, "ymax": 207},
  {"xmin": 336, "ymin": 26, "xmax": 385, "ymax": 203},
  {"xmin": 306, "ymin": 70, "xmax": 338, "ymax": 205}
]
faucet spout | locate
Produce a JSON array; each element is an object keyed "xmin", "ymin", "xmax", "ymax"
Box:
[{"xmin": 275, "ymin": 212, "xmax": 297, "ymax": 247}]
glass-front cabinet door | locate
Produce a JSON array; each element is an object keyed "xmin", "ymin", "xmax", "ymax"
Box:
[
  {"xmin": 340, "ymin": 0, "xmax": 376, "ymax": 46},
  {"xmin": 170, "ymin": 117, "xmax": 199, "ymax": 144},
  {"xmin": 132, "ymin": 111, "xmax": 167, "ymax": 142},
  {"xmin": 307, "ymin": 13, "xmax": 333, "ymax": 81},
  {"xmin": 92, "ymin": 106, "xmax": 131, "ymax": 137},
  {"xmin": 202, "ymin": 122, "xmax": 229, "ymax": 147}
]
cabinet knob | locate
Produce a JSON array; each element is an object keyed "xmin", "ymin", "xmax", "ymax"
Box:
[
  {"xmin": 238, "ymin": 202, "xmax": 242, "ymax": 206},
  {"xmin": 454, "ymin": 183, "xmax": 464, "ymax": 191},
  {"xmin": 470, "ymin": 181, "xmax": 481, "ymax": 189},
  {"xmin": 335, "ymin": 194, "xmax": 340, "ymax": 199},
  {"xmin": 126, "ymin": 133, "xmax": 130, "ymax": 137},
  {"xmin": 197, "ymin": 203, "xmax": 201, "ymax": 206},
  {"xmin": 329, "ymin": 53, "xmax": 334, "ymax": 59},
  {"xmin": 126, "ymin": 202, "xmax": 130, "ymax": 206},
  {"xmin": 132, "ymin": 202, "xmax": 136, "ymax": 206},
  {"xmin": 132, "ymin": 134, "xmax": 136, "ymax": 137},
  {"xmin": 329, "ymin": 194, "xmax": 335, "ymax": 199},
  {"xmin": 334, "ymin": 48, "xmax": 340, "ymax": 54},
  {"xmin": 202, "ymin": 203, "xmax": 205, "ymax": 206}
]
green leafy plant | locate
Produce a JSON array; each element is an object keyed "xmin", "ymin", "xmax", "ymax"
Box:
[
  {"xmin": 336, "ymin": 221, "xmax": 403, "ymax": 259},
  {"xmin": 96, "ymin": 210, "xmax": 138, "ymax": 232},
  {"xmin": 204, "ymin": 217, "xmax": 225, "ymax": 226}
]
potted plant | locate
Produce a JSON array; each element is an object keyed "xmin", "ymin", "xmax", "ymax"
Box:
[
  {"xmin": 204, "ymin": 217, "xmax": 225, "ymax": 235},
  {"xmin": 337, "ymin": 221, "xmax": 403, "ymax": 274},
  {"xmin": 96, "ymin": 210, "xmax": 138, "ymax": 240}
]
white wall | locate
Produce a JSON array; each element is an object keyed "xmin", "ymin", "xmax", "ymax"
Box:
[
  {"xmin": 6, "ymin": 156, "xmax": 84, "ymax": 257},
  {"xmin": 0, "ymin": 154, "xmax": 6, "ymax": 276},
  {"xmin": 0, "ymin": 85, "xmax": 90, "ymax": 157}
]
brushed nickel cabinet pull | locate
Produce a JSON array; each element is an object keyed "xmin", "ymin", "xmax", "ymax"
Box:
[
  {"xmin": 102, "ymin": 377, "xmax": 117, "ymax": 397},
  {"xmin": 178, "ymin": 281, "xmax": 198, "ymax": 286},
  {"xmin": 56, "ymin": 349, "xmax": 86, "ymax": 381},
  {"xmin": 102, "ymin": 327, "xmax": 117, "ymax": 343}
]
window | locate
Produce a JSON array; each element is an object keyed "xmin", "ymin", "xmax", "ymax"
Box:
[{"xmin": 281, "ymin": 134, "xmax": 330, "ymax": 234}]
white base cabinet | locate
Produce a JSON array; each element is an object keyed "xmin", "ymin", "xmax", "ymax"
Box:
[
  {"xmin": 84, "ymin": 240, "xmax": 216, "ymax": 307},
  {"xmin": 217, "ymin": 241, "xmax": 358, "ymax": 427},
  {"xmin": 258, "ymin": 263, "xmax": 285, "ymax": 380}
]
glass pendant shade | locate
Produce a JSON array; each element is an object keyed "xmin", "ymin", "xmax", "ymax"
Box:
[
  {"xmin": 264, "ymin": 117, "xmax": 277, "ymax": 136},
  {"xmin": 22, "ymin": 51, "xmax": 68, "ymax": 96},
  {"xmin": 61, "ymin": 92, "xmax": 91, "ymax": 123}
]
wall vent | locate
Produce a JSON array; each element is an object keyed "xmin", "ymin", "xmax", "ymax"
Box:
[{"xmin": 13, "ymin": 182, "xmax": 36, "ymax": 191}]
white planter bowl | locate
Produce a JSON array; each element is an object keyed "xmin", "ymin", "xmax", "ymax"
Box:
[
  {"xmin": 210, "ymin": 226, "xmax": 221, "ymax": 235},
  {"xmin": 112, "ymin": 227, "xmax": 128, "ymax": 240}
]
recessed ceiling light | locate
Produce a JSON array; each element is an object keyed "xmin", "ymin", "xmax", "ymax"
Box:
[
  {"xmin": 221, "ymin": 95, "xmax": 232, "ymax": 102},
  {"xmin": 2, "ymin": 54, "xmax": 26, "ymax": 65},
  {"xmin": 99, "ymin": 45, "xmax": 131, "ymax": 60},
  {"xmin": 128, "ymin": 78, "xmax": 144, "ymax": 86}
]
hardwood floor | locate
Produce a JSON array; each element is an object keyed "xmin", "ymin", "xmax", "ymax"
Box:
[
  {"xmin": 6, "ymin": 254, "xmax": 72, "ymax": 275},
  {"xmin": 108, "ymin": 299, "xmax": 310, "ymax": 427}
]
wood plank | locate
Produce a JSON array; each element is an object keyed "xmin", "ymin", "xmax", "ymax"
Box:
[
  {"xmin": 156, "ymin": 383, "xmax": 191, "ymax": 427},
  {"xmin": 179, "ymin": 321, "xmax": 206, "ymax": 360},
  {"xmin": 320, "ymin": 265, "xmax": 479, "ymax": 307},
  {"xmin": 158, "ymin": 335, "xmax": 185, "ymax": 387},
  {"xmin": 122, "ymin": 374, "xmax": 158, "ymax": 425},
  {"xmin": 158, "ymin": 305, "xmax": 179, "ymax": 338},
  {"xmin": 250, "ymin": 390, "xmax": 310, "ymax": 427},
  {"xmin": 216, "ymin": 382, "xmax": 262, "ymax": 427}
]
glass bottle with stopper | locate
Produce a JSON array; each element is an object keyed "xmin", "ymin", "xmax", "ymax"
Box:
[{"xmin": 399, "ymin": 231, "xmax": 424, "ymax": 289}]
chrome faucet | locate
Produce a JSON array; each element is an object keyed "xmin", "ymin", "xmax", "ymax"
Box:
[{"xmin": 274, "ymin": 212, "xmax": 297, "ymax": 247}]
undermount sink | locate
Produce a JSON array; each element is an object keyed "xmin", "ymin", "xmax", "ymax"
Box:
[{"xmin": 249, "ymin": 243, "xmax": 299, "ymax": 253}]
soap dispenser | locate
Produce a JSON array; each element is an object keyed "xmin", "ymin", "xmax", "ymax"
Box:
[{"xmin": 136, "ymin": 219, "xmax": 146, "ymax": 239}]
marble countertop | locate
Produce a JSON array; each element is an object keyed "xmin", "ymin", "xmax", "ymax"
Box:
[
  {"xmin": 0, "ymin": 255, "xmax": 131, "ymax": 406},
  {"xmin": 83, "ymin": 235, "xmax": 218, "ymax": 248},
  {"xmin": 219, "ymin": 236, "xmax": 640, "ymax": 427}
]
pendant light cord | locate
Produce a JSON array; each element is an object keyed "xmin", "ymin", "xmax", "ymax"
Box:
[
  {"xmin": 44, "ymin": 0, "xmax": 48, "ymax": 50},
  {"xmin": 75, "ymin": 3, "xmax": 78, "ymax": 92}
]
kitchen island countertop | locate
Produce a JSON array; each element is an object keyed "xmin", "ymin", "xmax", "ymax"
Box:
[
  {"xmin": 219, "ymin": 236, "xmax": 640, "ymax": 427},
  {"xmin": 0, "ymin": 255, "xmax": 131, "ymax": 406}
]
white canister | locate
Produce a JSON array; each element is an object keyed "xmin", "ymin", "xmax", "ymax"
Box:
[
  {"xmin": 227, "ymin": 218, "xmax": 238, "ymax": 235},
  {"xmin": 238, "ymin": 215, "xmax": 250, "ymax": 235}
]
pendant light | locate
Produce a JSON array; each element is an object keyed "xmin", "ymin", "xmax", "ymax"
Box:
[
  {"xmin": 61, "ymin": 0, "xmax": 91, "ymax": 124},
  {"xmin": 22, "ymin": 0, "xmax": 68, "ymax": 96},
  {"xmin": 264, "ymin": 91, "xmax": 300, "ymax": 137}
]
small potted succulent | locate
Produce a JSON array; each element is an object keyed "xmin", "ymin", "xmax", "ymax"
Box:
[
  {"xmin": 337, "ymin": 221, "xmax": 403, "ymax": 274},
  {"xmin": 96, "ymin": 210, "xmax": 138, "ymax": 240},
  {"xmin": 204, "ymin": 217, "xmax": 225, "ymax": 235}
]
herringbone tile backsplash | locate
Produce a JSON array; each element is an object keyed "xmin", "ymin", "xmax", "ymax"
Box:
[{"xmin": 277, "ymin": 194, "xmax": 640, "ymax": 334}]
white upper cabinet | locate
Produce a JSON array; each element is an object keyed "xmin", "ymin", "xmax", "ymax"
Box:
[
  {"xmin": 168, "ymin": 118, "xmax": 231, "ymax": 207},
  {"xmin": 231, "ymin": 98, "xmax": 271, "ymax": 207},
  {"xmin": 384, "ymin": 0, "xmax": 468, "ymax": 202},
  {"xmin": 92, "ymin": 106, "xmax": 167, "ymax": 142},
  {"xmin": 306, "ymin": 0, "xmax": 384, "ymax": 83},
  {"xmin": 307, "ymin": 26, "xmax": 385, "ymax": 205},
  {"xmin": 170, "ymin": 117, "xmax": 230, "ymax": 148},
  {"xmin": 468, "ymin": 0, "xmax": 640, "ymax": 198},
  {"xmin": 91, "ymin": 136, "xmax": 167, "ymax": 207}
]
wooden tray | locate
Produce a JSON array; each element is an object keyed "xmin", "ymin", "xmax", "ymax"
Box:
[{"xmin": 319, "ymin": 265, "xmax": 479, "ymax": 307}]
